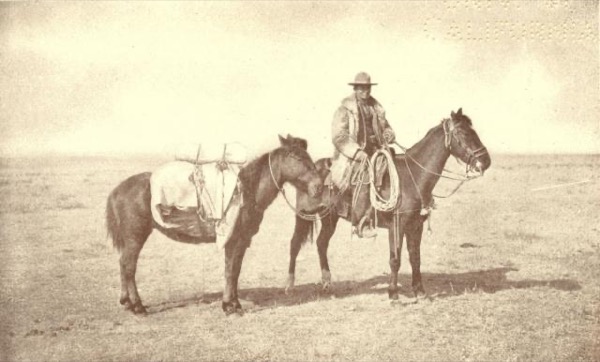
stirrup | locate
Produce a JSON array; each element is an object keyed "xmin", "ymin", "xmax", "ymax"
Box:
[{"xmin": 355, "ymin": 214, "xmax": 377, "ymax": 239}]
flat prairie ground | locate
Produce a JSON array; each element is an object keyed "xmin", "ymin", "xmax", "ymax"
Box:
[{"xmin": 0, "ymin": 154, "xmax": 598, "ymax": 361}]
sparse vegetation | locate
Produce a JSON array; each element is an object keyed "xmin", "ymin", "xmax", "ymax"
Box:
[
  {"xmin": 503, "ymin": 230, "xmax": 543, "ymax": 242},
  {"xmin": 1, "ymin": 154, "xmax": 598, "ymax": 361},
  {"xmin": 55, "ymin": 194, "xmax": 87, "ymax": 210}
]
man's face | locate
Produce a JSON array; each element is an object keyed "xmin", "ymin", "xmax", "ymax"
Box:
[{"xmin": 354, "ymin": 85, "xmax": 371, "ymax": 100}]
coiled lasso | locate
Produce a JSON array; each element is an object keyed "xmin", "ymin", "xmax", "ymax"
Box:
[
  {"xmin": 351, "ymin": 148, "xmax": 400, "ymax": 212},
  {"xmin": 368, "ymin": 148, "xmax": 400, "ymax": 212}
]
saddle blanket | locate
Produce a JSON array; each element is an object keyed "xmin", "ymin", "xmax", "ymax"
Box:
[{"xmin": 150, "ymin": 160, "xmax": 242, "ymax": 249}]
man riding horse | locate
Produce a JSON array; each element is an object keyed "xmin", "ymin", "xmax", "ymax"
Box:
[{"xmin": 330, "ymin": 72, "xmax": 397, "ymax": 238}]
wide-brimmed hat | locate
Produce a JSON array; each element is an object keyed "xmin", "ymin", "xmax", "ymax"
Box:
[{"xmin": 348, "ymin": 72, "xmax": 377, "ymax": 86}]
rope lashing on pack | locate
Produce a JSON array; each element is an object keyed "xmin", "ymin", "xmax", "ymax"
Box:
[{"xmin": 193, "ymin": 142, "xmax": 236, "ymax": 222}]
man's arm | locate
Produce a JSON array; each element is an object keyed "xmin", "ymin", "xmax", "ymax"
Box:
[
  {"xmin": 332, "ymin": 106, "xmax": 362, "ymax": 158},
  {"xmin": 378, "ymin": 110, "xmax": 396, "ymax": 144}
]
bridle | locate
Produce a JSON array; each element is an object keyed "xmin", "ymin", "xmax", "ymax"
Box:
[
  {"xmin": 389, "ymin": 117, "xmax": 489, "ymax": 252},
  {"xmin": 267, "ymin": 117, "xmax": 489, "ymax": 222},
  {"xmin": 393, "ymin": 117, "xmax": 489, "ymax": 204},
  {"xmin": 267, "ymin": 151, "xmax": 334, "ymax": 221},
  {"xmin": 442, "ymin": 117, "xmax": 489, "ymax": 174}
]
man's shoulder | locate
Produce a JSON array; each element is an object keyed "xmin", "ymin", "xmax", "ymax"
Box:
[
  {"xmin": 340, "ymin": 95, "xmax": 361, "ymax": 112},
  {"xmin": 340, "ymin": 94, "xmax": 355, "ymax": 106},
  {"xmin": 339, "ymin": 94, "xmax": 384, "ymax": 111}
]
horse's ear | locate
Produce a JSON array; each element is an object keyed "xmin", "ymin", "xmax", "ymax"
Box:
[
  {"xmin": 451, "ymin": 110, "xmax": 456, "ymax": 118},
  {"xmin": 457, "ymin": 108, "xmax": 463, "ymax": 116},
  {"xmin": 286, "ymin": 133, "xmax": 292, "ymax": 140},
  {"xmin": 299, "ymin": 139, "xmax": 308, "ymax": 151},
  {"xmin": 278, "ymin": 134, "xmax": 287, "ymax": 146}
]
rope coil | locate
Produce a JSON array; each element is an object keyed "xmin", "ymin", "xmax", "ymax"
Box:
[{"xmin": 368, "ymin": 149, "xmax": 400, "ymax": 212}]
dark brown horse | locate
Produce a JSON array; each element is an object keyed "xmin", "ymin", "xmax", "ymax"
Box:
[
  {"xmin": 288, "ymin": 108, "xmax": 491, "ymax": 300},
  {"xmin": 106, "ymin": 134, "xmax": 323, "ymax": 315}
]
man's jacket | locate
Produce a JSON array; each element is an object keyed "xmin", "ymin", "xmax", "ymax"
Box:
[{"xmin": 330, "ymin": 94, "xmax": 395, "ymax": 188}]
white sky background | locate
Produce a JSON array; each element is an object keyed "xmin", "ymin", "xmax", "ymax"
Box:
[{"xmin": 1, "ymin": 1, "xmax": 598, "ymax": 158}]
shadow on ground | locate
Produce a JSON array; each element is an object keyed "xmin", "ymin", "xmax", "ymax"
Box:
[{"xmin": 145, "ymin": 267, "xmax": 581, "ymax": 314}]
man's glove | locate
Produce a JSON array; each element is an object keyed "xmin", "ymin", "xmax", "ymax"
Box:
[
  {"xmin": 383, "ymin": 129, "xmax": 395, "ymax": 144},
  {"xmin": 353, "ymin": 149, "xmax": 368, "ymax": 162}
]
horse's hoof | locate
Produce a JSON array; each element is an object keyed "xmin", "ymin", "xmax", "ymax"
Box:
[
  {"xmin": 413, "ymin": 285, "xmax": 426, "ymax": 297},
  {"xmin": 388, "ymin": 290, "xmax": 399, "ymax": 300},
  {"xmin": 320, "ymin": 270, "xmax": 332, "ymax": 292},
  {"xmin": 222, "ymin": 301, "xmax": 244, "ymax": 316},
  {"xmin": 121, "ymin": 299, "xmax": 133, "ymax": 311},
  {"xmin": 285, "ymin": 274, "xmax": 295, "ymax": 295},
  {"xmin": 222, "ymin": 301, "xmax": 233, "ymax": 314},
  {"xmin": 132, "ymin": 303, "xmax": 147, "ymax": 315},
  {"xmin": 224, "ymin": 307, "xmax": 244, "ymax": 317},
  {"xmin": 119, "ymin": 296, "xmax": 129, "ymax": 305},
  {"xmin": 413, "ymin": 287, "xmax": 429, "ymax": 302}
]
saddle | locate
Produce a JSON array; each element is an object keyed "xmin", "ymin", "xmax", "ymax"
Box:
[{"xmin": 323, "ymin": 151, "xmax": 399, "ymax": 220}]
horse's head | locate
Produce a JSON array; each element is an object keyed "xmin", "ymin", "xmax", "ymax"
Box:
[
  {"xmin": 273, "ymin": 134, "xmax": 323, "ymax": 198},
  {"xmin": 443, "ymin": 108, "xmax": 491, "ymax": 175}
]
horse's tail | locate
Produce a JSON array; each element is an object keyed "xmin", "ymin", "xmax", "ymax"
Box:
[{"xmin": 105, "ymin": 190, "xmax": 124, "ymax": 252}]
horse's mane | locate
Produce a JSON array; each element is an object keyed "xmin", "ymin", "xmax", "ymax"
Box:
[
  {"xmin": 238, "ymin": 141, "xmax": 308, "ymax": 176},
  {"xmin": 238, "ymin": 153, "xmax": 269, "ymax": 199},
  {"xmin": 406, "ymin": 113, "xmax": 472, "ymax": 154},
  {"xmin": 237, "ymin": 137, "xmax": 311, "ymax": 201},
  {"xmin": 406, "ymin": 123, "xmax": 443, "ymax": 154}
]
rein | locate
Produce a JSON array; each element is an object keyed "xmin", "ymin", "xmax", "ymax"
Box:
[
  {"xmin": 267, "ymin": 117, "xmax": 488, "ymax": 228},
  {"xmin": 394, "ymin": 118, "xmax": 487, "ymax": 199}
]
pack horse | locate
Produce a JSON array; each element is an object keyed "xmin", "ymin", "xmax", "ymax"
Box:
[{"xmin": 106, "ymin": 134, "xmax": 323, "ymax": 315}]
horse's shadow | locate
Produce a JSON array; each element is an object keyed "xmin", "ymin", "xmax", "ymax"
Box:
[{"xmin": 145, "ymin": 267, "xmax": 581, "ymax": 314}]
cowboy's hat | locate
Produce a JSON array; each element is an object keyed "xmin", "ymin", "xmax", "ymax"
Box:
[{"xmin": 348, "ymin": 72, "xmax": 377, "ymax": 86}]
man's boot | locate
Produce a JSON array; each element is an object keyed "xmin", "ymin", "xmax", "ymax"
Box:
[{"xmin": 353, "ymin": 208, "xmax": 377, "ymax": 238}]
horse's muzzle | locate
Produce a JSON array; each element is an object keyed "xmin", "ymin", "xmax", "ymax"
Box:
[{"xmin": 473, "ymin": 151, "xmax": 491, "ymax": 175}]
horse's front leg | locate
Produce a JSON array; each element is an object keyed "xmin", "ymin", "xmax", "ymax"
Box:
[
  {"xmin": 222, "ymin": 208, "xmax": 262, "ymax": 315},
  {"xmin": 222, "ymin": 236, "xmax": 247, "ymax": 315},
  {"xmin": 406, "ymin": 218, "xmax": 426, "ymax": 298},
  {"xmin": 317, "ymin": 214, "xmax": 339, "ymax": 291},
  {"xmin": 286, "ymin": 216, "xmax": 311, "ymax": 294},
  {"xmin": 388, "ymin": 218, "xmax": 403, "ymax": 300}
]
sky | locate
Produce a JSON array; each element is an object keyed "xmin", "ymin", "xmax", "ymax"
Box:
[{"xmin": 1, "ymin": 1, "xmax": 599, "ymax": 158}]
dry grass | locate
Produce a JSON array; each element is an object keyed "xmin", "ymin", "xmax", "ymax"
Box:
[{"xmin": 1, "ymin": 154, "xmax": 599, "ymax": 361}]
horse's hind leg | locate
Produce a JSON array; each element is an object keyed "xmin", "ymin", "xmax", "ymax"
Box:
[
  {"xmin": 316, "ymin": 214, "xmax": 339, "ymax": 291},
  {"xmin": 406, "ymin": 220, "xmax": 426, "ymax": 298},
  {"xmin": 120, "ymin": 238, "xmax": 147, "ymax": 314}
]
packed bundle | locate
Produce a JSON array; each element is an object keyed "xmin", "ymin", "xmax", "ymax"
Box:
[{"xmin": 174, "ymin": 141, "xmax": 247, "ymax": 165}]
